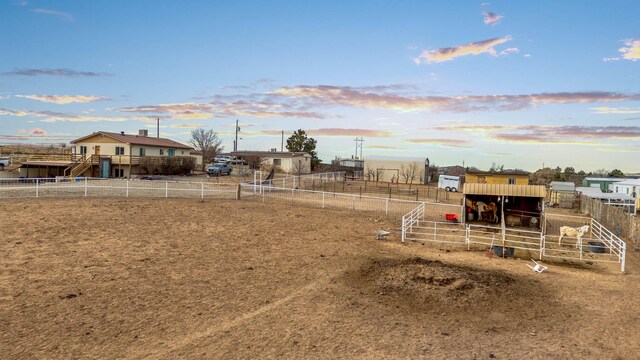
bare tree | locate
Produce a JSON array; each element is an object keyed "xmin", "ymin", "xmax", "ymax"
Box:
[
  {"xmin": 400, "ymin": 163, "xmax": 418, "ymax": 185},
  {"xmin": 190, "ymin": 129, "xmax": 223, "ymax": 172},
  {"xmin": 365, "ymin": 167, "xmax": 375, "ymax": 181},
  {"xmin": 243, "ymin": 154, "xmax": 265, "ymax": 170},
  {"xmin": 291, "ymin": 158, "xmax": 305, "ymax": 176},
  {"xmin": 375, "ymin": 168, "xmax": 385, "ymax": 182},
  {"xmin": 489, "ymin": 162, "xmax": 504, "ymax": 172}
]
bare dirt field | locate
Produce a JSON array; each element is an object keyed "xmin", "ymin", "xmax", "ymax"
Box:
[{"xmin": 2, "ymin": 198, "xmax": 640, "ymax": 359}]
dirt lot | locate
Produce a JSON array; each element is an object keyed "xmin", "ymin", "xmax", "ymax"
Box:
[{"xmin": 2, "ymin": 198, "xmax": 640, "ymax": 359}]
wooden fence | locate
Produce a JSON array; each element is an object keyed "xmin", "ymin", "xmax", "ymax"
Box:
[{"xmin": 580, "ymin": 195, "xmax": 639, "ymax": 243}]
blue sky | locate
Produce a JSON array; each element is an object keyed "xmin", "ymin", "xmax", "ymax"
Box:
[{"xmin": 1, "ymin": 0, "xmax": 639, "ymax": 172}]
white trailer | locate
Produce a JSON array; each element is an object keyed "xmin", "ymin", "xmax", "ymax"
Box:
[{"xmin": 438, "ymin": 175, "xmax": 461, "ymax": 192}]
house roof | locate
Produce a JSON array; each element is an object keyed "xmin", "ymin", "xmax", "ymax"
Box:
[
  {"xmin": 550, "ymin": 181, "xmax": 575, "ymax": 192},
  {"xmin": 584, "ymin": 177, "xmax": 626, "ymax": 182},
  {"xmin": 465, "ymin": 169, "xmax": 529, "ymax": 176},
  {"xmin": 231, "ymin": 151, "xmax": 310, "ymax": 158},
  {"xmin": 577, "ymin": 187, "xmax": 634, "ymax": 200},
  {"xmin": 464, "ymin": 183, "xmax": 546, "ymax": 198},
  {"xmin": 614, "ymin": 179, "xmax": 640, "ymax": 186},
  {"xmin": 71, "ymin": 131, "xmax": 193, "ymax": 149}
]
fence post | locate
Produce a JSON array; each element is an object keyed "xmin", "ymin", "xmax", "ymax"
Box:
[
  {"xmin": 539, "ymin": 233, "xmax": 544, "ymax": 260},
  {"xmin": 201, "ymin": 183, "xmax": 204, "ymax": 199},
  {"xmin": 291, "ymin": 188, "xmax": 294, "ymax": 203},
  {"xmin": 35, "ymin": 178, "xmax": 39, "ymax": 198},
  {"xmin": 126, "ymin": 180, "xmax": 129, "ymax": 197},
  {"xmin": 165, "ymin": 181, "xmax": 168, "ymax": 198},
  {"xmin": 385, "ymin": 198, "xmax": 389, "ymax": 215},
  {"xmin": 401, "ymin": 216, "xmax": 406, "ymax": 242},
  {"xmin": 322, "ymin": 192, "xmax": 325, "ymax": 209},
  {"xmin": 84, "ymin": 178, "xmax": 88, "ymax": 197},
  {"xmin": 621, "ymin": 243, "xmax": 626, "ymax": 272},
  {"xmin": 236, "ymin": 184, "xmax": 241, "ymax": 200},
  {"xmin": 352, "ymin": 195, "xmax": 355, "ymax": 210}
]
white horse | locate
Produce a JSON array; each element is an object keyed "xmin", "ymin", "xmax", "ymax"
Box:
[
  {"xmin": 558, "ymin": 225, "xmax": 589, "ymax": 248},
  {"xmin": 476, "ymin": 201, "xmax": 498, "ymax": 223}
]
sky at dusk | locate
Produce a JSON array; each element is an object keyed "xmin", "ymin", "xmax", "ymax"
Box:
[{"xmin": 1, "ymin": 0, "xmax": 639, "ymax": 172}]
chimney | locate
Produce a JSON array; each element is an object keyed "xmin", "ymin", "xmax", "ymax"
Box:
[{"xmin": 139, "ymin": 129, "xmax": 148, "ymax": 137}]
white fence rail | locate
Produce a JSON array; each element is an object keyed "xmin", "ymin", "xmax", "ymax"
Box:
[
  {"xmin": 246, "ymin": 184, "xmax": 462, "ymax": 220},
  {"xmin": 402, "ymin": 203, "xmax": 627, "ymax": 272},
  {"xmin": 0, "ymin": 177, "xmax": 239, "ymax": 200}
]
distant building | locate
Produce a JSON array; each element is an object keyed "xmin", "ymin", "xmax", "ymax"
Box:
[
  {"xmin": 437, "ymin": 165, "xmax": 466, "ymax": 176},
  {"xmin": 582, "ymin": 177, "xmax": 626, "ymax": 192},
  {"xmin": 465, "ymin": 169, "xmax": 530, "ymax": 185},
  {"xmin": 231, "ymin": 151, "xmax": 311, "ymax": 174}
]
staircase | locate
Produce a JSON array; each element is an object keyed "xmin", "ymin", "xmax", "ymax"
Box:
[{"xmin": 67, "ymin": 156, "xmax": 93, "ymax": 178}]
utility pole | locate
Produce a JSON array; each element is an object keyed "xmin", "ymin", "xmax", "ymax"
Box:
[
  {"xmin": 234, "ymin": 119, "xmax": 240, "ymax": 152},
  {"xmin": 281, "ymin": 130, "xmax": 284, "ymax": 152},
  {"xmin": 354, "ymin": 137, "xmax": 364, "ymax": 159},
  {"xmin": 157, "ymin": 118, "xmax": 160, "ymax": 138}
]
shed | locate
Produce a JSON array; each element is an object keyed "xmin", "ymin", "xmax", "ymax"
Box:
[
  {"xmin": 463, "ymin": 183, "xmax": 547, "ymax": 228},
  {"xmin": 549, "ymin": 181, "xmax": 576, "ymax": 208},
  {"xmin": 582, "ymin": 177, "xmax": 626, "ymax": 192}
]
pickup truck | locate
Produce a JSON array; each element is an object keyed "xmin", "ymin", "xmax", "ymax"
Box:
[
  {"xmin": 0, "ymin": 157, "xmax": 10, "ymax": 170},
  {"xmin": 207, "ymin": 163, "xmax": 232, "ymax": 176}
]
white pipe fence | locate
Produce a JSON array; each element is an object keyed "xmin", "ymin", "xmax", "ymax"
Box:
[
  {"xmin": 0, "ymin": 177, "xmax": 239, "ymax": 200},
  {"xmin": 402, "ymin": 203, "xmax": 627, "ymax": 272}
]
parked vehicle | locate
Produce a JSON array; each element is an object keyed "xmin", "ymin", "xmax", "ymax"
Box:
[
  {"xmin": 438, "ymin": 175, "xmax": 461, "ymax": 192},
  {"xmin": 207, "ymin": 163, "xmax": 233, "ymax": 176},
  {"xmin": 0, "ymin": 157, "xmax": 10, "ymax": 171},
  {"xmin": 214, "ymin": 155, "xmax": 232, "ymax": 164}
]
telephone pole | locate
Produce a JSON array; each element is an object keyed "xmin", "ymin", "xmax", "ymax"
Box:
[{"xmin": 234, "ymin": 119, "xmax": 240, "ymax": 152}]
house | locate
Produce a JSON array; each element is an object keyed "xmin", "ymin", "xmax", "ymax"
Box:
[
  {"xmin": 582, "ymin": 177, "xmax": 626, "ymax": 192},
  {"xmin": 338, "ymin": 158, "xmax": 365, "ymax": 168},
  {"xmin": 231, "ymin": 151, "xmax": 311, "ymax": 174},
  {"xmin": 577, "ymin": 186, "xmax": 637, "ymax": 214},
  {"xmin": 612, "ymin": 179, "xmax": 640, "ymax": 209},
  {"xmin": 437, "ymin": 165, "xmax": 466, "ymax": 176},
  {"xmin": 19, "ymin": 130, "xmax": 195, "ymax": 178},
  {"xmin": 465, "ymin": 169, "xmax": 530, "ymax": 185}
]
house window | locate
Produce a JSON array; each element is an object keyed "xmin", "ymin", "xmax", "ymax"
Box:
[
  {"xmin": 478, "ymin": 176, "xmax": 486, "ymax": 183},
  {"xmin": 80, "ymin": 146, "xmax": 87, "ymax": 155},
  {"xmin": 115, "ymin": 146, "xmax": 125, "ymax": 155},
  {"xmin": 273, "ymin": 159, "xmax": 282, "ymax": 165},
  {"xmin": 113, "ymin": 168, "xmax": 124, "ymax": 177},
  {"xmin": 168, "ymin": 149, "xmax": 175, "ymax": 156},
  {"xmin": 159, "ymin": 149, "xmax": 164, "ymax": 155},
  {"xmin": 508, "ymin": 178, "xmax": 516, "ymax": 185},
  {"xmin": 139, "ymin": 148, "xmax": 146, "ymax": 156}
]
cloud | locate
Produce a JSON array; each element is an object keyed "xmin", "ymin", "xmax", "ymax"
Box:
[
  {"xmin": 306, "ymin": 128, "xmax": 394, "ymax": 137},
  {"xmin": 118, "ymin": 100, "xmax": 327, "ymax": 119},
  {"xmin": 498, "ymin": 47, "xmax": 519, "ymax": 56},
  {"xmin": 488, "ymin": 125, "xmax": 640, "ymax": 145},
  {"xmin": 404, "ymin": 138, "xmax": 470, "ymax": 147},
  {"xmin": 603, "ymin": 57, "xmax": 620, "ymax": 62},
  {"xmin": 30, "ymin": 127, "xmax": 46, "ymax": 135},
  {"xmin": 367, "ymin": 145, "xmax": 404, "ymax": 150},
  {"xmin": 414, "ymin": 36, "xmax": 512, "ymax": 64},
  {"xmin": 591, "ymin": 107, "xmax": 640, "ymax": 114},
  {"xmin": 0, "ymin": 107, "xmax": 156, "ymax": 123},
  {"xmin": 16, "ymin": 95, "xmax": 108, "ymax": 104},
  {"xmin": 483, "ymin": 11, "xmax": 503, "ymax": 26},
  {"xmin": 2, "ymin": 68, "xmax": 109, "ymax": 77},
  {"xmin": 274, "ymin": 86, "xmax": 640, "ymax": 113},
  {"xmin": 619, "ymin": 39, "xmax": 640, "ymax": 61},
  {"xmin": 13, "ymin": 0, "xmax": 29, "ymax": 6},
  {"xmin": 31, "ymin": 8, "xmax": 74, "ymax": 21},
  {"xmin": 169, "ymin": 124, "xmax": 200, "ymax": 129}
]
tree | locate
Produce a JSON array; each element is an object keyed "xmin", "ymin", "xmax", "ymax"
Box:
[
  {"xmin": 609, "ymin": 169, "xmax": 625, "ymax": 178},
  {"xmin": 530, "ymin": 167, "xmax": 556, "ymax": 185},
  {"xmin": 564, "ymin": 167, "xmax": 575, "ymax": 175},
  {"xmin": 190, "ymin": 129, "xmax": 224, "ymax": 172},
  {"xmin": 286, "ymin": 129, "xmax": 320, "ymax": 170},
  {"xmin": 489, "ymin": 162, "xmax": 504, "ymax": 172},
  {"xmin": 400, "ymin": 162, "xmax": 419, "ymax": 185}
]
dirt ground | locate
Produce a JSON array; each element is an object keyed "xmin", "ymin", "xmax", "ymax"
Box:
[{"xmin": 2, "ymin": 198, "xmax": 640, "ymax": 359}]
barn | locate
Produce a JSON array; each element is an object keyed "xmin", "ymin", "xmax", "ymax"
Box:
[{"xmin": 463, "ymin": 183, "xmax": 547, "ymax": 229}]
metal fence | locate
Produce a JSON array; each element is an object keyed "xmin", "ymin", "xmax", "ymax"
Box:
[
  {"xmin": 402, "ymin": 203, "xmax": 627, "ymax": 272},
  {"xmin": 0, "ymin": 177, "xmax": 239, "ymax": 200},
  {"xmin": 242, "ymin": 184, "xmax": 463, "ymax": 220}
]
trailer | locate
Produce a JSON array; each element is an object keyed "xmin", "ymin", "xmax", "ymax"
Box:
[{"xmin": 438, "ymin": 175, "xmax": 461, "ymax": 192}]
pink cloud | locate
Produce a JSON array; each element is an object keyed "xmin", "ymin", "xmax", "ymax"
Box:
[
  {"xmin": 414, "ymin": 36, "xmax": 512, "ymax": 64},
  {"xmin": 483, "ymin": 11, "xmax": 503, "ymax": 26},
  {"xmin": 619, "ymin": 38, "xmax": 640, "ymax": 61}
]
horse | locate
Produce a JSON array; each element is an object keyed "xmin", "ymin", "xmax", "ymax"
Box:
[
  {"xmin": 558, "ymin": 225, "xmax": 590, "ymax": 248},
  {"xmin": 475, "ymin": 201, "xmax": 498, "ymax": 223}
]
